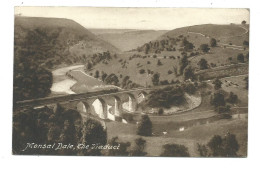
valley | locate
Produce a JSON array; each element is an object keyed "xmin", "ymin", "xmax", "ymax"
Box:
[{"xmin": 13, "ymin": 14, "xmax": 249, "ymax": 157}]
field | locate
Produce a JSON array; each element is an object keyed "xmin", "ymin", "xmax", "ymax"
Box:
[{"xmin": 106, "ymin": 110, "xmax": 248, "ymax": 156}]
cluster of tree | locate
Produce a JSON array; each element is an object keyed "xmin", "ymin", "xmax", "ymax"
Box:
[
  {"xmin": 13, "ymin": 104, "xmax": 152, "ymax": 156},
  {"xmin": 197, "ymin": 132, "xmax": 240, "ymax": 157},
  {"xmin": 13, "ymin": 104, "xmax": 107, "ymax": 155},
  {"xmin": 137, "ymin": 36, "xmax": 192, "ymax": 54},
  {"xmin": 14, "ymin": 27, "xmax": 70, "ymax": 69},
  {"xmin": 84, "ymin": 51, "xmax": 113, "ymax": 72},
  {"xmin": 13, "ymin": 50, "xmax": 53, "ymax": 103},
  {"xmin": 103, "ymin": 73, "xmax": 119, "ymax": 86},
  {"xmin": 121, "ymin": 76, "xmax": 141, "ymax": 89},
  {"xmin": 150, "ymin": 72, "xmax": 180, "ymax": 86},
  {"xmin": 143, "ymin": 86, "xmax": 186, "ymax": 109},
  {"xmin": 180, "ymin": 38, "xmax": 194, "ymax": 52},
  {"xmin": 179, "ymin": 55, "xmax": 189, "ymax": 75},
  {"xmin": 210, "ymin": 89, "xmax": 239, "ymax": 113}
]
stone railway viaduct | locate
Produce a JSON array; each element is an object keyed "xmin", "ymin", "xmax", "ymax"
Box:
[{"xmin": 15, "ymin": 88, "xmax": 151, "ymax": 122}]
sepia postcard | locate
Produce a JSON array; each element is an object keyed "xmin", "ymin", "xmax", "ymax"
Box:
[{"xmin": 13, "ymin": 7, "xmax": 249, "ymax": 157}]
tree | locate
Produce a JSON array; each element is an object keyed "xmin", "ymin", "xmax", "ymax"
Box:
[
  {"xmin": 144, "ymin": 43, "xmax": 150, "ymax": 54},
  {"xmin": 105, "ymin": 74, "xmax": 119, "ymax": 86},
  {"xmin": 179, "ymin": 55, "xmax": 189, "ymax": 75},
  {"xmin": 206, "ymin": 133, "xmax": 240, "ymax": 157},
  {"xmin": 13, "ymin": 58, "xmax": 53, "ymax": 102},
  {"xmin": 198, "ymin": 58, "xmax": 208, "ymax": 70},
  {"xmin": 226, "ymin": 92, "xmax": 238, "ymax": 104},
  {"xmin": 83, "ymin": 119, "xmax": 107, "ymax": 155},
  {"xmin": 210, "ymin": 38, "xmax": 217, "ymax": 47},
  {"xmin": 197, "ymin": 143, "xmax": 209, "ymax": 157},
  {"xmin": 158, "ymin": 108, "xmax": 164, "ymax": 115},
  {"xmin": 85, "ymin": 61, "xmax": 92, "ymax": 71},
  {"xmin": 130, "ymin": 138, "xmax": 147, "ymax": 156},
  {"xmin": 157, "ymin": 59, "xmax": 162, "ymax": 66},
  {"xmin": 183, "ymin": 83, "xmax": 196, "ymax": 94},
  {"xmin": 211, "ymin": 92, "xmax": 226, "ymax": 109},
  {"xmin": 212, "ymin": 78, "xmax": 222, "ymax": 90},
  {"xmin": 139, "ymin": 69, "xmax": 145, "ymax": 74},
  {"xmin": 145, "ymin": 86, "xmax": 185, "ymax": 109},
  {"xmin": 137, "ymin": 115, "xmax": 152, "ymax": 136},
  {"xmin": 160, "ymin": 144, "xmax": 190, "ymax": 157},
  {"xmin": 207, "ymin": 135, "xmax": 223, "ymax": 156},
  {"xmin": 59, "ymin": 120, "xmax": 78, "ymax": 155},
  {"xmin": 200, "ymin": 44, "xmax": 210, "ymax": 53},
  {"xmin": 237, "ymin": 53, "xmax": 245, "ymax": 63},
  {"xmin": 183, "ymin": 66, "xmax": 195, "ymax": 80},
  {"xmin": 222, "ymin": 132, "xmax": 239, "ymax": 157},
  {"xmin": 101, "ymin": 73, "xmax": 107, "ymax": 81},
  {"xmin": 94, "ymin": 70, "xmax": 99, "ymax": 78},
  {"xmin": 152, "ymin": 73, "xmax": 160, "ymax": 86}
]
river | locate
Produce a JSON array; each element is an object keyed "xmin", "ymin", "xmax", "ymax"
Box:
[{"xmin": 50, "ymin": 65, "xmax": 121, "ymax": 95}]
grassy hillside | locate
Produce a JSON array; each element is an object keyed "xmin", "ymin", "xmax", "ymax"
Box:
[
  {"xmin": 86, "ymin": 23, "xmax": 249, "ymax": 89},
  {"xmin": 14, "ymin": 16, "xmax": 120, "ymax": 69},
  {"xmin": 90, "ymin": 29, "xmax": 167, "ymax": 51}
]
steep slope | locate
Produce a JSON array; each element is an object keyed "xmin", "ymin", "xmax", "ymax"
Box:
[
  {"xmin": 90, "ymin": 29, "xmax": 167, "ymax": 51},
  {"xmin": 14, "ymin": 16, "xmax": 120, "ymax": 69}
]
